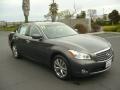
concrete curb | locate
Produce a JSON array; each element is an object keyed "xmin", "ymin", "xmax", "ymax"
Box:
[
  {"xmin": 87, "ymin": 32, "xmax": 120, "ymax": 35},
  {"xmin": 105, "ymin": 32, "xmax": 120, "ymax": 34},
  {"xmin": 87, "ymin": 31, "xmax": 105, "ymax": 35}
]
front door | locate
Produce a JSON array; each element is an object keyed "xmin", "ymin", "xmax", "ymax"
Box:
[{"xmin": 25, "ymin": 25, "xmax": 50, "ymax": 64}]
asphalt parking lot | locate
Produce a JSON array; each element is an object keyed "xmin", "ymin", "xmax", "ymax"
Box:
[{"xmin": 0, "ymin": 31, "xmax": 120, "ymax": 90}]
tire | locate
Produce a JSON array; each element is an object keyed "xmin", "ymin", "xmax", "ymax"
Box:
[
  {"xmin": 52, "ymin": 55, "xmax": 71, "ymax": 80},
  {"xmin": 12, "ymin": 44, "xmax": 21, "ymax": 58}
]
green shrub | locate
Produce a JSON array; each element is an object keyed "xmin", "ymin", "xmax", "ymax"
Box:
[
  {"xmin": 95, "ymin": 19, "xmax": 104, "ymax": 26},
  {"xmin": 116, "ymin": 25, "xmax": 120, "ymax": 32},
  {"xmin": 103, "ymin": 26, "xmax": 117, "ymax": 32},
  {"xmin": 0, "ymin": 25, "xmax": 19, "ymax": 31},
  {"xmin": 91, "ymin": 24, "xmax": 101, "ymax": 32}
]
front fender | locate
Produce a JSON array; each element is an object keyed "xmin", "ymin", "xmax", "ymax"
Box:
[{"xmin": 8, "ymin": 32, "xmax": 15, "ymax": 47}]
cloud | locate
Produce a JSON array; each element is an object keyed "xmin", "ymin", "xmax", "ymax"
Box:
[{"xmin": 0, "ymin": 0, "xmax": 120, "ymax": 21}]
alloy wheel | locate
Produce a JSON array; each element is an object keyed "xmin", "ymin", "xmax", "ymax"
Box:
[
  {"xmin": 12, "ymin": 45, "xmax": 18, "ymax": 58},
  {"xmin": 54, "ymin": 58, "xmax": 68, "ymax": 78}
]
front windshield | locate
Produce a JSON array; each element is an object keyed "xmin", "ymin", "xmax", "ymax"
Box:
[{"xmin": 39, "ymin": 24, "xmax": 78, "ymax": 39}]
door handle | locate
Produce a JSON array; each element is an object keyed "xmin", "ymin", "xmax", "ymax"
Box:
[{"xmin": 26, "ymin": 40, "xmax": 30, "ymax": 43}]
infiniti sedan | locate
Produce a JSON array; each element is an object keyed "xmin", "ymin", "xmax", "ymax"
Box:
[{"xmin": 8, "ymin": 22, "xmax": 114, "ymax": 80}]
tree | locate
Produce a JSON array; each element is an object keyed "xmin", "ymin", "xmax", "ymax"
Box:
[
  {"xmin": 76, "ymin": 11, "xmax": 86, "ymax": 19},
  {"xmin": 108, "ymin": 10, "xmax": 120, "ymax": 25},
  {"xmin": 103, "ymin": 14, "xmax": 108, "ymax": 21},
  {"xmin": 80, "ymin": 11, "xmax": 86, "ymax": 18},
  {"xmin": 95, "ymin": 18, "xmax": 104, "ymax": 25},
  {"xmin": 76, "ymin": 14, "xmax": 80, "ymax": 19},
  {"xmin": 22, "ymin": 0, "xmax": 30, "ymax": 23},
  {"xmin": 57, "ymin": 10, "xmax": 74, "ymax": 20},
  {"xmin": 49, "ymin": 0, "xmax": 58, "ymax": 22}
]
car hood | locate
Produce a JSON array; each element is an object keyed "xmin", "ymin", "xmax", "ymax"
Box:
[{"xmin": 50, "ymin": 34, "xmax": 110, "ymax": 53}]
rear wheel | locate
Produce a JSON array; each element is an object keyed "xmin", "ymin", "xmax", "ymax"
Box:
[
  {"xmin": 52, "ymin": 55, "xmax": 71, "ymax": 80},
  {"xmin": 12, "ymin": 44, "xmax": 21, "ymax": 58}
]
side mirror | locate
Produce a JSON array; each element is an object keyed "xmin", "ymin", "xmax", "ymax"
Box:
[
  {"xmin": 74, "ymin": 29, "xmax": 78, "ymax": 32},
  {"xmin": 10, "ymin": 32, "xmax": 15, "ymax": 34},
  {"xmin": 31, "ymin": 34, "xmax": 43, "ymax": 41}
]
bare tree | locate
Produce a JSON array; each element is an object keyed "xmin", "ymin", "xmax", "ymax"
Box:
[
  {"xmin": 22, "ymin": 0, "xmax": 30, "ymax": 23},
  {"xmin": 58, "ymin": 10, "xmax": 74, "ymax": 20}
]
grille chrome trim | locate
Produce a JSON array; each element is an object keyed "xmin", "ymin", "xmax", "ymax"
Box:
[
  {"xmin": 96, "ymin": 56, "xmax": 113, "ymax": 63},
  {"xmin": 93, "ymin": 47, "xmax": 113, "ymax": 62},
  {"xmin": 94, "ymin": 47, "xmax": 110, "ymax": 55}
]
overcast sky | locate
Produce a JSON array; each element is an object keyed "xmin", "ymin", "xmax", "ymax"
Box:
[{"xmin": 0, "ymin": 0, "xmax": 120, "ymax": 22}]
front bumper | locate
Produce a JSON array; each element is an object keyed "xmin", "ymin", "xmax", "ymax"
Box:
[{"xmin": 69, "ymin": 56, "xmax": 113, "ymax": 77}]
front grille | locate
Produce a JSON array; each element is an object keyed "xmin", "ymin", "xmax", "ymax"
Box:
[{"xmin": 94, "ymin": 48, "xmax": 113, "ymax": 61}]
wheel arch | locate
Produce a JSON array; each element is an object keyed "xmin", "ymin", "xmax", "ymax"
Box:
[
  {"xmin": 10, "ymin": 41, "xmax": 15, "ymax": 49},
  {"xmin": 50, "ymin": 51, "xmax": 70, "ymax": 68}
]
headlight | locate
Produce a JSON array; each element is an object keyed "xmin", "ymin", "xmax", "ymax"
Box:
[{"xmin": 68, "ymin": 50, "xmax": 91, "ymax": 59}]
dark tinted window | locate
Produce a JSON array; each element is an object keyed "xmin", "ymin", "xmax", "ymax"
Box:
[{"xmin": 25, "ymin": 27, "xmax": 30, "ymax": 36}]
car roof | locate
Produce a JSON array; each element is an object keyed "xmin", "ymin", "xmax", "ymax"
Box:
[
  {"xmin": 22, "ymin": 22, "xmax": 65, "ymax": 28},
  {"xmin": 33, "ymin": 22, "xmax": 64, "ymax": 26}
]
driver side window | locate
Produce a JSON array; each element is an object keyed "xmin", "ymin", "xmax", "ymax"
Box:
[
  {"xmin": 18, "ymin": 25, "xmax": 28, "ymax": 35},
  {"xmin": 30, "ymin": 26, "xmax": 41, "ymax": 36}
]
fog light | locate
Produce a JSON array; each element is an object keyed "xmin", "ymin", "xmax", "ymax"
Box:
[{"xmin": 81, "ymin": 69, "xmax": 88, "ymax": 74}]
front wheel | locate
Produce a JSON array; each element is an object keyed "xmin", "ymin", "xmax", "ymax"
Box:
[
  {"xmin": 53, "ymin": 55, "xmax": 71, "ymax": 80},
  {"xmin": 12, "ymin": 44, "xmax": 21, "ymax": 58}
]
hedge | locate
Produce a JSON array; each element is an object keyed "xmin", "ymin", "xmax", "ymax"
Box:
[
  {"xmin": 0, "ymin": 25, "xmax": 19, "ymax": 31},
  {"xmin": 103, "ymin": 25, "xmax": 120, "ymax": 32}
]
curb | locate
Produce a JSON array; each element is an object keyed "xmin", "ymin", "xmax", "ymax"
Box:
[
  {"xmin": 87, "ymin": 31, "xmax": 105, "ymax": 35},
  {"xmin": 87, "ymin": 32, "xmax": 120, "ymax": 35}
]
